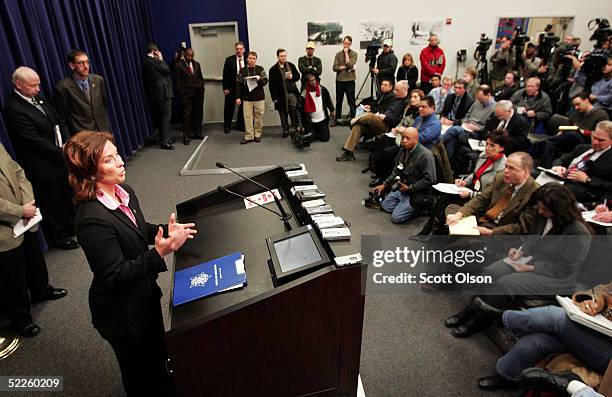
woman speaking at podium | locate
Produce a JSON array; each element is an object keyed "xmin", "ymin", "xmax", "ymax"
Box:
[{"xmin": 63, "ymin": 131, "xmax": 196, "ymax": 396}]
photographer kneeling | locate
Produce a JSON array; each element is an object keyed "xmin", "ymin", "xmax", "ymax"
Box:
[
  {"xmin": 372, "ymin": 127, "xmax": 436, "ymax": 224},
  {"xmin": 294, "ymin": 73, "xmax": 335, "ymax": 147}
]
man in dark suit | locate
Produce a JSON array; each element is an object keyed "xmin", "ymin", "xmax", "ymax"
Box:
[
  {"xmin": 440, "ymin": 78, "xmax": 474, "ymax": 127},
  {"xmin": 222, "ymin": 42, "xmax": 246, "ymax": 134},
  {"xmin": 143, "ymin": 43, "xmax": 174, "ymax": 150},
  {"xmin": 4, "ymin": 67, "xmax": 78, "ymax": 250},
  {"xmin": 486, "ymin": 100, "xmax": 531, "ymax": 154},
  {"xmin": 0, "ymin": 143, "xmax": 67, "ymax": 337},
  {"xmin": 269, "ymin": 48, "xmax": 301, "ymax": 138},
  {"xmin": 446, "ymin": 152, "xmax": 539, "ymax": 235},
  {"xmin": 551, "ymin": 120, "xmax": 612, "ymax": 203},
  {"xmin": 54, "ymin": 49, "xmax": 111, "ymax": 136},
  {"xmin": 175, "ymin": 48, "xmax": 205, "ymax": 145}
]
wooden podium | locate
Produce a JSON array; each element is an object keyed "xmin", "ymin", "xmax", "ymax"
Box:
[{"xmin": 166, "ymin": 167, "xmax": 365, "ymax": 396}]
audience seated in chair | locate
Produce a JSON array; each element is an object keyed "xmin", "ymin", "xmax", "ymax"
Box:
[
  {"xmin": 446, "ymin": 183, "xmax": 593, "ymax": 339},
  {"xmin": 417, "ymin": 130, "xmax": 510, "ymax": 237},
  {"xmin": 439, "ymin": 78, "xmax": 474, "ymax": 127},
  {"xmin": 442, "ymin": 84, "xmax": 497, "ymax": 159},
  {"xmin": 540, "ymin": 92, "xmax": 609, "ymax": 168},
  {"xmin": 471, "ymin": 279, "xmax": 611, "ymax": 392},
  {"xmin": 510, "ymin": 76, "xmax": 553, "ymax": 134},
  {"xmin": 336, "ymin": 79, "xmax": 408, "ymax": 161},
  {"xmin": 486, "ymin": 100, "xmax": 531, "ymax": 154},
  {"xmin": 445, "ymin": 151, "xmax": 538, "ymax": 236},
  {"xmin": 549, "ymin": 120, "xmax": 612, "ymax": 204}
]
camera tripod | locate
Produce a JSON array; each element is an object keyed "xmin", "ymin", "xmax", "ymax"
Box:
[
  {"xmin": 357, "ymin": 53, "xmax": 381, "ymax": 101},
  {"xmin": 474, "ymin": 49, "xmax": 490, "ymax": 86}
]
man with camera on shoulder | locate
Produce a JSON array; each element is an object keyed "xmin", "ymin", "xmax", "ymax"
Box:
[{"xmin": 372, "ymin": 126, "xmax": 436, "ymax": 224}]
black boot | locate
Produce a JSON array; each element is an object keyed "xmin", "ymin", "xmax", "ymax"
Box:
[
  {"xmin": 336, "ymin": 150, "xmax": 355, "ymax": 162},
  {"xmin": 473, "ymin": 296, "xmax": 504, "ymax": 324},
  {"xmin": 520, "ymin": 368, "xmax": 581, "ymax": 395},
  {"xmin": 451, "ymin": 313, "xmax": 485, "ymax": 337},
  {"xmin": 444, "ymin": 304, "xmax": 476, "ymax": 328}
]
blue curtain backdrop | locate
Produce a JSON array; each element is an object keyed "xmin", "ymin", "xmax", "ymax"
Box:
[{"xmin": 0, "ymin": 0, "xmax": 156, "ymax": 159}]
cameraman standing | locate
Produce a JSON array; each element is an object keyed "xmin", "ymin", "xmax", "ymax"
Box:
[
  {"xmin": 490, "ymin": 36, "xmax": 515, "ymax": 90},
  {"xmin": 372, "ymin": 39, "xmax": 398, "ymax": 84},
  {"xmin": 373, "ymin": 126, "xmax": 436, "ymax": 224}
]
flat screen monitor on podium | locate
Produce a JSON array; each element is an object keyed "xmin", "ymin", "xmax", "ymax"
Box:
[{"xmin": 266, "ymin": 224, "xmax": 330, "ymax": 284}]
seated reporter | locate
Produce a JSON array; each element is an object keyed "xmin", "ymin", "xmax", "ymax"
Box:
[
  {"xmin": 372, "ymin": 127, "xmax": 436, "ymax": 224},
  {"xmin": 550, "ymin": 120, "xmax": 612, "ymax": 204},
  {"xmin": 336, "ymin": 79, "xmax": 408, "ymax": 161},
  {"xmin": 472, "ymin": 279, "xmax": 611, "ymax": 392},
  {"xmin": 446, "ymin": 151, "xmax": 538, "ymax": 235},
  {"xmin": 540, "ymin": 93, "xmax": 609, "ymax": 168},
  {"xmin": 447, "ymin": 183, "xmax": 592, "ymax": 338},
  {"xmin": 0, "ymin": 143, "xmax": 67, "ymax": 337},
  {"xmin": 416, "ymin": 130, "xmax": 509, "ymax": 236},
  {"xmin": 369, "ymin": 89, "xmax": 425, "ymax": 186},
  {"xmin": 63, "ymin": 131, "xmax": 196, "ymax": 396}
]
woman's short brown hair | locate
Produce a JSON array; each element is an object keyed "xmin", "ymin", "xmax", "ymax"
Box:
[{"xmin": 63, "ymin": 131, "xmax": 114, "ymax": 203}]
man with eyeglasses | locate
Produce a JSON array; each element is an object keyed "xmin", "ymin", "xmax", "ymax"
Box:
[{"xmin": 55, "ymin": 49, "xmax": 111, "ymax": 136}]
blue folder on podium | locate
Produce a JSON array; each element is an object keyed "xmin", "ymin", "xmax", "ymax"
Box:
[{"xmin": 173, "ymin": 252, "xmax": 246, "ymax": 307}]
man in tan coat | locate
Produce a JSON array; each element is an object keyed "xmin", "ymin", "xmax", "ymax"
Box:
[{"xmin": 0, "ymin": 144, "xmax": 66, "ymax": 337}]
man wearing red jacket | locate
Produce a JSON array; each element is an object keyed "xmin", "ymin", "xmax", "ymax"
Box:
[{"xmin": 419, "ymin": 34, "xmax": 446, "ymax": 93}]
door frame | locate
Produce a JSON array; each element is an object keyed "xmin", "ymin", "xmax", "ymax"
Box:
[{"xmin": 188, "ymin": 21, "xmax": 239, "ymax": 82}]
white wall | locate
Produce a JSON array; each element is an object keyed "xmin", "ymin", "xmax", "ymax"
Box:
[{"xmin": 246, "ymin": 0, "xmax": 610, "ymax": 126}]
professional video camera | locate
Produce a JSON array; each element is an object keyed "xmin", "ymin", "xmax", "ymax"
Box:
[
  {"xmin": 365, "ymin": 42, "xmax": 382, "ymax": 69},
  {"xmin": 474, "ymin": 33, "xmax": 492, "ymax": 84},
  {"xmin": 474, "ymin": 33, "xmax": 492, "ymax": 59},
  {"xmin": 589, "ymin": 18, "xmax": 612, "ymax": 48},
  {"xmin": 512, "ymin": 26, "xmax": 530, "ymax": 50},
  {"xmin": 582, "ymin": 18, "xmax": 612, "ymax": 90},
  {"xmin": 290, "ymin": 127, "xmax": 313, "ymax": 148},
  {"xmin": 537, "ymin": 24, "xmax": 561, "ymax": 64}
]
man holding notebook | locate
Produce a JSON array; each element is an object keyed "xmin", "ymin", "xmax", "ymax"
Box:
[
  {"xmin": 0, "ymin": 143, "xmax": 67, "ymax": 337},
  {"xmin": 446, "ymin": 152, "xmax": 538, "ymax": 235}
]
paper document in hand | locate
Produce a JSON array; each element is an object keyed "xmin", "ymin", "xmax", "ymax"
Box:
[
  {"xmin": 468, "ymin": 139, "xmax": 485, "ymax": 151},
  {"xmin": 246, "ymin": 78, "xmax": 258, "ymax": 92},
  {"xmin": 461, "ymin": 122, "xmax": 475, "ymax": 132},
  {"xmin": 535, "ymin": 172, "xmax": 565, "ymax": 186},
  {"xmin": 13, "ymin": 208, "xmax": 43, "ymax": 238},
  {"xmin": 582, "ymin": 210, "xmax": 612, "ymax": 227},
  {"xmin": 433, "ymin": 183, "xmax": 472, "ymax": 195},
  {"xmin": 559, "ymin": 125, "xmax": 579, "ymax": 131},
  {"xmin": 448, "ymin": 215, "xmax": 479, "ymax": 235},
  {"xmin": 556, "ymin": 296, "xmax": 612, "ymax": 337},
  {"xmin": 502, "ymin": 255, "xmax": 533, "ymax": 270}
]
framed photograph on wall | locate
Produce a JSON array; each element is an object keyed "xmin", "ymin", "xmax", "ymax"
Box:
[
  {"xmin": 360, "ymin": 21, "xmax": 394, "ymax": 49},
  {"xmin": 408, "ymin": 19, "xmax": 443, "ymax": 45},
  {"xmin": 307, "ymin": 21, "xmax": 343, "ymax": 46}
]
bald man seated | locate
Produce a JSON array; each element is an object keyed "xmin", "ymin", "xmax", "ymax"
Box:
[
  {"xmin": 372, "ymin": 126, "xmax": 436, "ymax": 224},
  {"xmin": 3, "ymin": 66, "xmax": 78, "ymax": 250}
]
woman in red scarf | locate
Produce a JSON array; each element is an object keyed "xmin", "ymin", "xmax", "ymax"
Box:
[{"xmin": 415, "ymin": 130, "xmax": 509, "ymax": 237}]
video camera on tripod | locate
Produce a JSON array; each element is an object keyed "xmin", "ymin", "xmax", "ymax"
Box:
[
  {"xmin": 537, "ymin": 24, "xmax": 561, "ymax": 64},
  {"xmin": 365, "ymin": 43, "xmax": 382, "ymax": 69},
  {"xmin": 474, "ymin": 33, "xmax": 492, "ymax": 85},
  {"xmin": 582, "ymin": 18, "xmax": 612, "ymax": 91}
]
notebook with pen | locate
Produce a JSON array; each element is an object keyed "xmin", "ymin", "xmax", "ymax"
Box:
[{"xmin": 172, "ymin": 252, "xmax": 246, "ymax": 307}]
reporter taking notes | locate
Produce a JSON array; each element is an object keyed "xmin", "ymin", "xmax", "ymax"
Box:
[{"xmin": 63, "ymin": 131, "xmax": 196, "ymax": 396}]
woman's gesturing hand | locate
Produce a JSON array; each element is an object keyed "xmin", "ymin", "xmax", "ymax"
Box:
[{"xmin": 155, "ymin": 213, "xmax": 197, "ymax": 257}]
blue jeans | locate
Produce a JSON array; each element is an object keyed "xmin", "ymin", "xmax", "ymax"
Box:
[
  {"xmin": 442, "ymin": 125, "xmax": 468, "ymax": 159},
  {"xmin": 496, "ymin": 306, "xmax": 612, "ymax": 381},
  {"xmin": 381, "ymin": 190, "xmax": 417, "ymax": 224}
]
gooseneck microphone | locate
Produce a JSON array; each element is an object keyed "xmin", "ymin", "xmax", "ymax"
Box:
[
  {"xmin": 217, "ymin": 186, "xmax": 292, "ymax": 230},
  {"xmin": 215, "ymin": 162, "xmax": 292, "ymax": 229}
]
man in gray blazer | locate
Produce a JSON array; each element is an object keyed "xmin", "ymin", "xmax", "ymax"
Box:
[
  {"xmin": 54, "ymin": 50, "xmax": 111, "ymax": 136},
  {"xmin": 0, "ymin": 143, "xmax": 67, "ymax": 337}
]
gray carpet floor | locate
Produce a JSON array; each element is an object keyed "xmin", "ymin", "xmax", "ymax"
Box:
[{"xmin": 1, "ymin": 124, "xmax": 515, "ymax": 396}]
